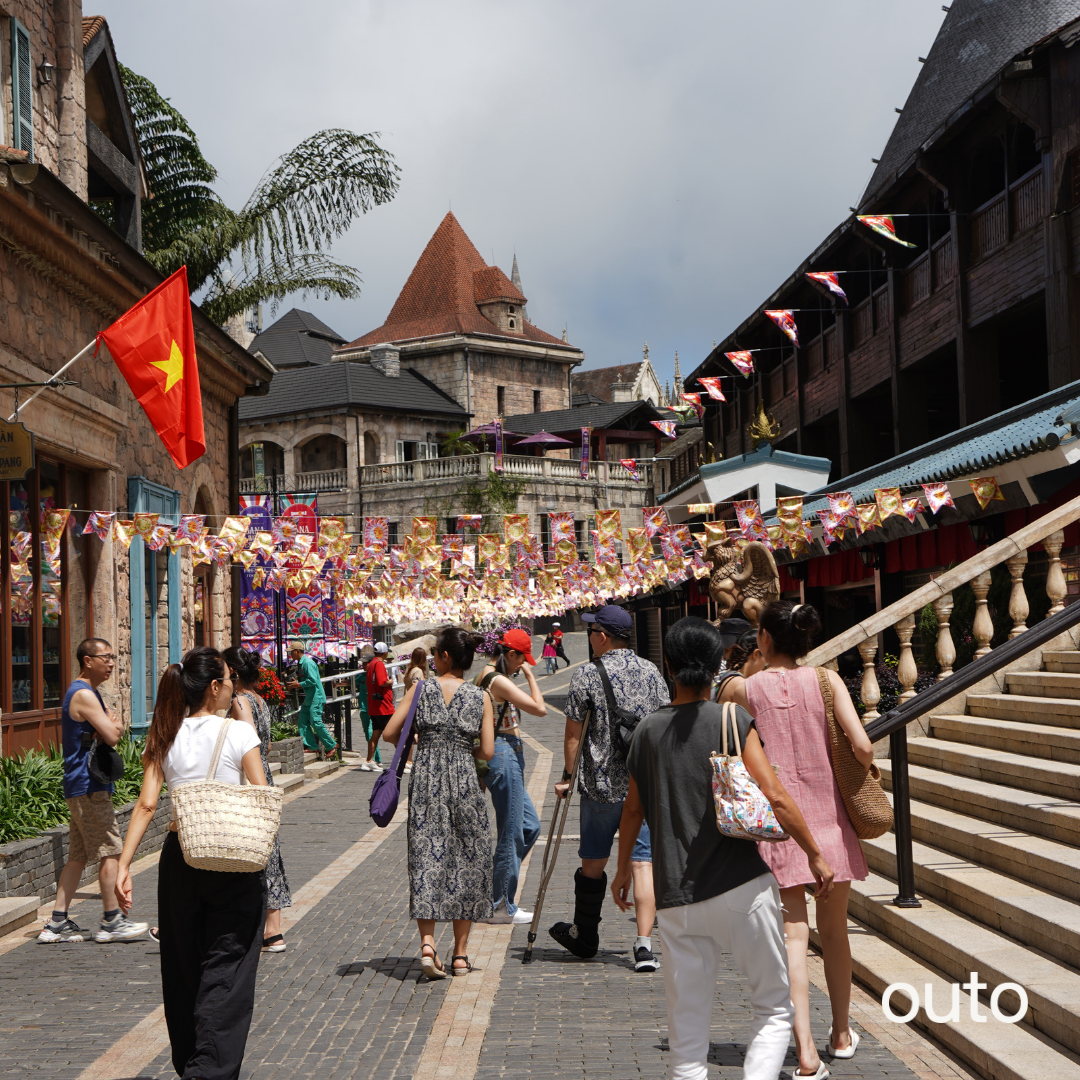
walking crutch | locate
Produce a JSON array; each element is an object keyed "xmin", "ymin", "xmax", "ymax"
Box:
[{"xmin": 522, "ymin": 710, "xmax": 591, "ymax": 964}]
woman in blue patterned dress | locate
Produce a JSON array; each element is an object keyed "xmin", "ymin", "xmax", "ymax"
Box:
[
  {"xmin": 225, "ymin": 646, "xmax": 292, "ymax": 953},
  {"xmin": 383, "ymin": 627, "xmax": 495, "ymax": 979}
]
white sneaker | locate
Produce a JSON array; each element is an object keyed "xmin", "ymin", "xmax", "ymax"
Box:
[
  {"xmin": 360, "ymin": 762, "xmax": 374, "ymax": 771},
  {"xmin": 38, "ymin": 919, "xmax": 91, "ymax": 943},
  {"xmin": 511, "ymin": 908, "xmax": 534, "ymax": 926},
  {"xmin": 94, "ymin": 916, "xmax": 149, "ymax": 943}
]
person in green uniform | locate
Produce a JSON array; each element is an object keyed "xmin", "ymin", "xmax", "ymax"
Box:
[{"xmin": 287, "ymin": 641, "xmax": 336, "ymax": 759}]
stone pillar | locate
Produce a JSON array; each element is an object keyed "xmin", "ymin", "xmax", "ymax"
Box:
[{"xmin": 370, "ymin": 344, "xmax": 401, "ymax": 377}]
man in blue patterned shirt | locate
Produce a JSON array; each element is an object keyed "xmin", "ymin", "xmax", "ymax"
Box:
[{"xmin": 549, "ymin": 606, "xmax": 670, "ymax": 968}]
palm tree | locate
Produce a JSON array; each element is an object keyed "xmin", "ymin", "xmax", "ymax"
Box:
[{"xmin": 97, "ymin": 66, "xmax": 399, "ymax": 325}]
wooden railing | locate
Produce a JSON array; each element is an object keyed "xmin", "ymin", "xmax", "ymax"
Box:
[
  {"xmin": 804, "ymin": 494, "xmax": 1079, "ymax": 721},
  {"xmin": 971, "ymin": 193, "xmax": 1008, "ymax": 259},
  {"xmin": 932, "ymin": 233, "xmax": 954, "ymax": 286},
  {"xmin": 905, "ymin": 253, "xmax": 931, "ymax": 308},
  {"xmin": 873, "ymin": 286, "xmax": 889, "ymax": 331},
  {"xmin": 852, "ymin": 300, "xmax": 873, "ymax": 347},
  {"xmin": 1011, "ymin": 166, "xmax": 1045, "ymax": 234}
]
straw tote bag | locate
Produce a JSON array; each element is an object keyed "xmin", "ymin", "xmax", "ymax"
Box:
[
  {"xmin": 814, "ymin": 667, "xmax": 892, "ymax": 840},
  {"xmin": 709, "ymin": 702, "xmax": 789, "ymax": 843},
  {"xmin": 171, "ymin": 718, "xmax": 283, "ymax": 872}
]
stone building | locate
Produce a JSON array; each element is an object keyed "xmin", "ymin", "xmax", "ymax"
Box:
[
  {"xmin": 0, "ymin": 6, "xmax": 272, "ymax": 752},
  {"xmin": 571, "ymin": 343, "xmax": 666, "ymax": 407},
  {"xmin": 335, "ymin": 212, "xmax": 584, "ymax": 422}
]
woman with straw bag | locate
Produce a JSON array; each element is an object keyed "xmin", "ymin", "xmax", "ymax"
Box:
[
  {"xmin": 116, "ymin": 647, "xmax": 276, "ymax": 1080},
  {"xmin": 733, "ymin": 601, "xmax": 876, "ymax": 1080}
]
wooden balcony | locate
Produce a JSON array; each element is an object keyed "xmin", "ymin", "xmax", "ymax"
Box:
[{"xmin": 971, "ymin": 165, "xmax": 1045, "ymax": 262}]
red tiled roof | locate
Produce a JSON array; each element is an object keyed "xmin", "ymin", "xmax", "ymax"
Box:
[
  {"xmin": 82, "ymin": 16, "xmax": 106, "ymax": 47},
  {"xmin": 571, "ymin": 362, "xmax": 642, "ymax": 402},
  {"xmin": 340, "ymin": 212, "xmax": 573, "ymax": 351}
]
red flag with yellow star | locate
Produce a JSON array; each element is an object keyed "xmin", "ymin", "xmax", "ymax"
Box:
[{"xmin": 97, "ymin": 266, "xmax": 204, "ymax": 469}]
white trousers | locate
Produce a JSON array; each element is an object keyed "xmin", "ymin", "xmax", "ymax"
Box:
[{"xmin": 656, "ymin": 872, "xmax": 793, "ymax": 1080}]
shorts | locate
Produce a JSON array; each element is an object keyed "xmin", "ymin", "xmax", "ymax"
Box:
[
  {"xmin": 578, "ymin": 795, "xmax": 651, "ymax": 862},
  {"xmin": 369, "ymin": 712, "xmax": 392, "ymax": 731},
  {"xmin": 66, "ymin": 792, "xmax": 122, "ymax": 863}
]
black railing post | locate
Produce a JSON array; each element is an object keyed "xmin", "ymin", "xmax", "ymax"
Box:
[
  {"xmin": 889, "ymin": 724, "xmax": 922, "ymax": 908},
  {"xmin": 344, "ymin": 681, "xmax": 353, "ymax": 753}
]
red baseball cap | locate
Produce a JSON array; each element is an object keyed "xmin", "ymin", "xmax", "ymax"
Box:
[{"xmin": 500, "ymin": 628, "xmax": 536, "ymax": 665}]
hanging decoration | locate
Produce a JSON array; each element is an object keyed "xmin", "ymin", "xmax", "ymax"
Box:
[
  {"xmin": 921, "ymin": 483, "xmax": 954, "ymax": 514},
  {"xmin": 724, "ymin": 351, "xmax": 755, "ymax": 376},
  {"xmin": 651, "ymin": 420, "xmax": 678, "ymax": 439},
  {"xmin": 641, "ymin": 506, "xmax": 669, "ymax": 538},
  {"xmin": 697, "ymin": 376, "xmax": 727, "ymax": 401},
  {"xmin": 82, "ymin": 511, "xmax": 115, "ymax": 541},
  {"xmin": 493, "ymin": 418, "xmax": 504, "ymax": 473},
  {"xmin": 680, "ymin": 392, "xmax": 705, "ymax": 421},
  {"xmin": 456, "ymin": 514, "xmax": 483, "ymax": 533},
  {"xmin": 618, "ymin": 458, "xmax": 641, "ymax": 482},
  {"xmin": 969, "ymin": 476, "xmax": 1005, "ymax": 510},
  {"xmin": 687, "ymin": 503, "xmax": 715, "ymax": 517},
  {"xmin": 764, "ymin": 309, "xmax": 800, "ymax": 347},
  {"xmin": 857, "ymin": 214, "xmax": 917, "ymax": 248},
  {"xmin": 580, "ymin": 427, "xmax": 591, "ymax": 479},
  {"xmin": 805, "ymin": 271, "xmax": 849, "ymax": 304},
  {"xmin": 874, "ymin": 487, "xmax": 904, "ymax": 520}
]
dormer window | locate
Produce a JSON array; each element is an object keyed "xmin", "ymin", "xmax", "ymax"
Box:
[{"xmin": 508, "ymin": 306, "xmax": 516, "ymax": 315}]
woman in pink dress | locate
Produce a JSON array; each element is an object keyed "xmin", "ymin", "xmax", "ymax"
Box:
[{"xmin": 731, "ymin": 601, "xmax": 873, "ymax": 1080}]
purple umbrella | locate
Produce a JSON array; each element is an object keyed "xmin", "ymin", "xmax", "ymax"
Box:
[
  {"xmin": 514, "ymin": 430, "xmax": 574, "ymax": 457},
  {"xmin": 460, "ymin": 423, "xmax": 524, "ymax": 444}
]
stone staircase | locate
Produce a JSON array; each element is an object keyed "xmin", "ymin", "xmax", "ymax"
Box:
[{"xmin": 822, "ymin": 639, "xmax": 1080, "ymax": 1080}]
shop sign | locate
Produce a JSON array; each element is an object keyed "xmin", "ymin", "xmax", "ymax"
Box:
[{"xmin": 0, "ymin": 419, "xmax": 33, "ymax": 480}]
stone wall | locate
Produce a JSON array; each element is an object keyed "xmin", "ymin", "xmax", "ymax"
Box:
[
  {"xmin": 0, "ymin": 794, "xmax": 173, "ymax": 899},
  {"xmin": 269, "ymin": 737, "xmax": 304, "ymax": 775}
]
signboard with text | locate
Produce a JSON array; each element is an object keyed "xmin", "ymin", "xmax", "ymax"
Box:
[{"xmin": 0, "ymin": 419, "xmax": 34, "ymax": 480}]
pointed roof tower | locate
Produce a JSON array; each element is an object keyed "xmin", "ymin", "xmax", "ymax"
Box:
[
  {"xmin": 341, "ymin": 212, "xmax": 573, "ymax": 351},
  {"xmin": 510, "ymin": 254, "xmax": 529, "ymax": 322},
  {"xmin": 673, "ymin": 350, "xmax": 683, "ymax": 399}
]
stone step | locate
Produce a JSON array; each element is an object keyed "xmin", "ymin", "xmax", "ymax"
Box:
[
  {"xmin": 901, "ymin": 795, "xmax": 1080, "ymax": 902},
  {"xmin": 929, "ymin": 714, "xmax": 1080, "ymax": 765},
  {"xmin": 275, "ymin": 772, "xmax": 304, "ymax": 793},
  {"xmin": 1007, "ymin": 671, "xmax": 1080, "ymax": 699},
  {"xmin": 303, "ymin": 760, "xmax": 339, "ymax": 780},
  {"xmin": 1044, "ymin": 651, "xmax": 1080, "ymax": 673},
  {"xmin": 302, "ymin": 751, "xmax": 317, "ymax": 764},
  {"xmin": 863, "ymin": 832, "xmax": 1080, "ymax": 969},
  {"xmin": 0, "ymin": 896, "xmax": 39, "ymax": 937},
  {"xmin": 834, "ymin": 869, "xmax": 1080, "ymax": 1061},
  {"xmin": 968, "ymin": 693, "xmax": 1080, "ymax": 728},
  {"xmin": 908, "ymin": 736, "xmax": 1080, "ymax": 801},
  {"xmin": 879, "ymin": 760, "xmax": 1080, "ymax": 848},
  {"xmin": 340, "ymin": 750, "xmax": 362, "ymax": 761}
]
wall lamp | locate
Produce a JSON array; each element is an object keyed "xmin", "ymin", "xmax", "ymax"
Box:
[{"xmin": 37, "ymin": 59, "xmax": 54, "ymax": 86}]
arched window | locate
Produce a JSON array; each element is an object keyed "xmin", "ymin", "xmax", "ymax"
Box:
[{"xmin": 364, "ymin": 431, "xmax": 379, "ymax": 465}]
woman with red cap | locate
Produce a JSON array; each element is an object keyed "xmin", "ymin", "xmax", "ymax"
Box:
[{"xmin": 474, "ymin": 628, "xmax": 548, "ymax": 924}]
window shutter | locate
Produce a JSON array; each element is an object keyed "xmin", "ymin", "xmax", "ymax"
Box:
[
  {"xmin": 11, "ymin": 20, "xmax": 32, "ymax": 160},
  {"xmin": 395, "ymin": 440, "xmax": 405, "ymax": 463}
]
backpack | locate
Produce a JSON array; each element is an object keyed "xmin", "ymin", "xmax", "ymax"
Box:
[{"xmin": 593, "ymin": 657, "xmax": 643, "ymax": 760}]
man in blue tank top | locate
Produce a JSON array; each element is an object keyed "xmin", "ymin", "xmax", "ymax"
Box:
[{"xmin": 38, "ymin": 639, "xmax": 148, "ymax": 943}]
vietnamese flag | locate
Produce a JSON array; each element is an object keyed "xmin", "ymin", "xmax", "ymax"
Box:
[{"xmin": 97, "ymin": 266, "xmax": 205, "ymax": 469}]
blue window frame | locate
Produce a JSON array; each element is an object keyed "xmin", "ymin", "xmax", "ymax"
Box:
[{"xmin": 128, "ymin": 477, "xmax": 181, "ymax": 734}]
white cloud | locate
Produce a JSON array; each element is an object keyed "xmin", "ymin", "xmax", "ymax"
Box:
[{"xmin": 98, "ymin": 0, "xmax": 946, "ymax": 388}]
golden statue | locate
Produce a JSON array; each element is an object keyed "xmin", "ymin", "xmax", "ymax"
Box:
[
  {"xmin": 705, "ymin": 537, "xmax": 781, "ymax": 626},
  {"xmin": 747, "ymin": 403, "xmax": 781, "ymax": 449}
]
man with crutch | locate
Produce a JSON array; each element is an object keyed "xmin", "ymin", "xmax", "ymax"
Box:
[{"xmin": 547, "ymin": 606, "xmax": 669, "ymax": 971}]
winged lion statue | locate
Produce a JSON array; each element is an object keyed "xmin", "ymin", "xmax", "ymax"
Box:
[{"xmin": 704, "ymin": 538, "xmax": 780, "ymax": 627}]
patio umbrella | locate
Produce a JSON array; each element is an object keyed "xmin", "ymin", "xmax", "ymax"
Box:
[
  {"xmin": 514, "ymin": 429, "xmax": 574, "ymax": 457},
  {"xmin": 460, "ymin": 423, "xmax": 524, "ymax": 448}
]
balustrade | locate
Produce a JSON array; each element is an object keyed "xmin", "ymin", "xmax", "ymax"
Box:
[
  {"xmin": 971, "ymin": 570, "xmax": 994, "ymax": 658},
  {"xmin": 857, "ymin": 639, "xmax": 880, "ymax": 722},
  {"xmin": 1011, "ymin": 167, "xmax": 1045, "ymax": 235},
  {"xmin": 1007, "ymin": 550, "xmax": 1029, "ymax": 637},
  {"xmin": 971, "ymin": 194, "xmax": 1008, "ymax": 259}
]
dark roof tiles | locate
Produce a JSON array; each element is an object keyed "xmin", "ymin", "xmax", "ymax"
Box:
[
  {"xmin": 571, "ymin": 363, "xmax": 643, "ymax": 403},
  {"xmin": 503, "ymin": 399, "xmax": 667, "ymax": 436}
]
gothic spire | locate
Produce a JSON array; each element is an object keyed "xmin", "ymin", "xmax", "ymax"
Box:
[
  {"xmin": 510, "ymin": 254, "xmax": 528, "ymax": 321},
  {"xmin": 673, "ymin": 350, "xmax": 683, "ymax": 398}
]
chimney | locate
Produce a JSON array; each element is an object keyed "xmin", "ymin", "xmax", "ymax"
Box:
[{"xmin": 369, "ymin": 343, "xmax": 401, "ymax": 377}]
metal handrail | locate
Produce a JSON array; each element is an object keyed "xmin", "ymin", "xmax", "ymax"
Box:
[{"xmin": 864, "ymin": 596, "xmax": 1080, "ymax": 906}]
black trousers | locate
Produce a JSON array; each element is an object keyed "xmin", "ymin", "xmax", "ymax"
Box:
[
  {"xmin": 158, "ymin": 833, "xmax": 266, "ymax": 1080},
  {"xmin": 555, "ymin": 643, "xmax": 570, "ymax": 667}
]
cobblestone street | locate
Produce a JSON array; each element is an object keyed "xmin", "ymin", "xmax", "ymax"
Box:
[{"xmin": 0, "ymin": 638, "xmax": 975, "ymax": 1080}]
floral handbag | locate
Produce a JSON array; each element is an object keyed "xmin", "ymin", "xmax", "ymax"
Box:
[{"xmin": 709, "ymin": 702, "xmax": 789, "ymax": 843}]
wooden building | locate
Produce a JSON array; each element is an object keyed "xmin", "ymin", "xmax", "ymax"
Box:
[{"xmin": 690, "ymin": 1, "xmax": 1080, "ymax": 484}]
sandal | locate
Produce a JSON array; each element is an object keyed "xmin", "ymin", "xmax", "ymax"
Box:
[
  {"xmin": 262, "ymin": 934, "xmax": 286, "ymax": 953},
  {"xmin": 420, "ymin": 943, "xmax": 446, "ymax": 980},
  {"xmin": 451, "ymin": 954, "xmax": 472, "ymax": 976}
]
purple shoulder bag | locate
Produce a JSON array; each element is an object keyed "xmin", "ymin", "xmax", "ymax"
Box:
[{"xmin": 368, "ymin": 684, "xmax": 421, "ymax": 827}]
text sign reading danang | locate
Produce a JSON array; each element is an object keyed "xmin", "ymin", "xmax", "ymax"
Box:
[{"xmin": 0, "ymin": 419, "xmax": 34, "ymax": 480}]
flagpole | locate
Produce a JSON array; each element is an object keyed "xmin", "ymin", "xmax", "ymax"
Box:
[{"xmin": 6, "ymin": 338, "xmax": 97, "ymax": 422}]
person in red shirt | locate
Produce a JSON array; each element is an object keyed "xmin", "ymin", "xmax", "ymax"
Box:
[
  {"xmin": 552, "ymin": 622, "xmax": 569, "ymax": 669},
  {"xmin": 364, "ymin": 642, "xmax": 395, "ymax": 771}
]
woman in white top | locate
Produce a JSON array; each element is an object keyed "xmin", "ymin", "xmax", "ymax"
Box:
[{"xmin": 116, "ymin": 646, "xmax": 267, "ymax": 1080}]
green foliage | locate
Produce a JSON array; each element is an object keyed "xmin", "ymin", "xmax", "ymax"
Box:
[
  {"xmin": 270, "ymin": 720, "xmax": 300, "ymax": 743},
  {"xmin": 106, "ymin": 67, "xmax": 400, "ymax": 324},
  {"xmin": 440, "ymin": 429, "xmax": 479, "ymax": 457},
  {"xmin": 0, "ymin": 737, "xmax": 147, "ymax": 845},
  {"xmin": 918, "ymin": 601, "xmax": 939, "ymax": 669}
]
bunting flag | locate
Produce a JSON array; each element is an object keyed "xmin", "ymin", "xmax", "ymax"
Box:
[
  {"xmin": 626, "ymin": 528, "xmax": 651, "ymax": 563},
  {"xmin": 441, "ymin": 534, "xmax": 463, "ymax": 561},
  {"xmin": 970, "ymin": 476, "xmax": 1005, "ymax": 510},
  {"xmin": 903, "ymin": 497, "xmax": 922, "ymax": 523},
  {"xmin": 503, "ymin": 514, "xmax": 529, "ymax": 543},
  {"xmin": 132, "ymin": 512, "xmax": 159, "ymax": 543},
  {"xmin": 921, "ymin": 482, "xmax": 954, "ymax": 514},
  {"xmin": 595, "ymin": 509, "xmax": 621, "ymax": 540},
  {"xmin": 147, "ymin": 523, "xmax": 172, "ymax": 551},
  {"xmin": 651, "ymin": 420, "xmax": 678, "ymax": 439},
  {"xmin": 641, "ymin": 506, "xmax": 669, "ymax": 538},
  {"xmin": 701, "ymin": 520, "xmax": 727, "ymax": 547},
  {"xmin": 412, "ymin": 517, "xmax": 438, "ymax": 545},
  {"xmin": 176, "ymin": 514, "xmax": 205, "ymax": 543},
  {"xmin": 697, "ymin": 376, "xmax": 727, "ymax": 401},
  {"xmin": 857, "ymin": 214, "xmax": 917, "ymax": 248},
  {"xmin": 681, "ymin": 392, "xmax": 705, "ymax": 420},
  {"xmin": 580, "ymin": 427, "xmax": 591, "ymax": 479},
  {"xmin": 618, "ymin": 458, "xmax": 641, "ymax": 482},
  {"xmin": 827, "ymin": 491, "xmax": 857, "ymax": 523},
  {"xmin": 874, "ymin": 487, "xmax": 904, "ymax": 520},
  {"xmin": 725, "ymin": 351, "xmax": 755, "ymax": 376},
  {"xmin": 687, "ymin": 503, "xmax": 715, "ymax": 516},
  {"xmin": 82, "ymin": 511, "xmax": 115, "ymax": 541},
  {"xmin": 806, "ymin": 271, "xmax": 849, "ymax": 305},
  {"xmin": 591, "ymin": 531, "xmax": 617, "ymax": 563},
  {"xmin": 548, "ymin": 511, "xmax": 575, "ymax": 544},
  {"xmin": 764, "ymin": 309, "xmax": 800, "ymax": 347},
  {"xmin": 456, "ymin": 514, "xmax": 483, "ymax": 533},
  {"xmin": 112, "ymin": 518, "xmax": 136, "ymax": 549},
  {"xmin": 776, "ymin": 496, "xmax": 804, "ymax": 538},
  {"xmin": 855, "ymin": 502, "xmax": 882, "ymax": 535}
]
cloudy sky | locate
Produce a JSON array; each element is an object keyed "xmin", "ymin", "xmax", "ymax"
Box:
[{"xmin": 95, "ymin": 1, "xmax": 947, "ymax": 389}]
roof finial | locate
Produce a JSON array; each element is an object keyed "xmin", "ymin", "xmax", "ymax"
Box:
[
  {"xmin": 673, "ymin": 350, "xmax": 683, "ymax": 398},
  {"xmin": 643, "ymin": 340, "xmax": 649, "ymax": 362},
  {"xmin": 511, "ymin": 254, "xmax": 528, "ymax": 321},
  {"xmin": 562, "ymin": 325, "xmax": 568, "ymax": 343}
]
